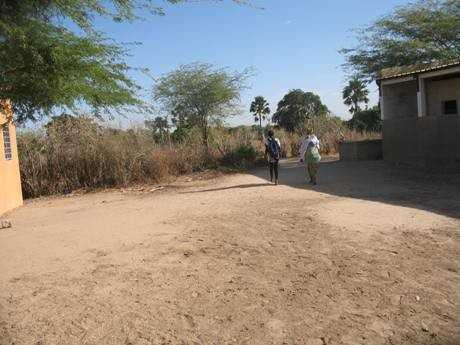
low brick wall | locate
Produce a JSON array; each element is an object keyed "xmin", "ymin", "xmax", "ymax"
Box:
[{"xmin": 339, "ymin": 139, "xmax": 383, "ymax": 161}]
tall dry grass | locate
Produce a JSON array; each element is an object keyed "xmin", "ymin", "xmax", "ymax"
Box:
[
  {"xmin": 18, "ymin": 117, "xmax": 263, "ymax": 198},
  {"xmin": 276, "ymin": 115, "xmax": 381, "ymax": 157},
  {"xmin": 17, "ymin": 116, "xmax": 379, "ymax": 198}
]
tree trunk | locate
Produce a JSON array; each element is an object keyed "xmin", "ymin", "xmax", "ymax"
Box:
[
  {"xmin": 167, "ymin": 130, "xmax": 172, "ymax": 149},
  {"xmin": 203, "ymin": 126, "xmax": 208, "ymax": 149},
  {"xmin": 202, "ymin": 115, "xmax": 209, "ymax": 155}
]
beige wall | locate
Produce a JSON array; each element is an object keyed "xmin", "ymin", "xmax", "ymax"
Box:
[
  {"xmin": 0, "ymin": 105, "xmax": 23, "ymax": 216},
  {"xmin": 426, "ymin": 77, "xmax": 460, "ymax": 117},
  {"xmin": 382, "ymin": 80, "xmax": 418, "ymax": 120}
]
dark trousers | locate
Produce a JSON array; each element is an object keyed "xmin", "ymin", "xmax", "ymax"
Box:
[{"xmin": 269, "ymin": 161, "xmax": 279, "ymax": 181}]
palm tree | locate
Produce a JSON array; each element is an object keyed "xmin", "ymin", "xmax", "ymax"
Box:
[
  {"xmin": 250, "ymin": 96, "xmax": 270, "ymax": 128},
  {"xmin": 343, "ymin": 78, "xmax": 369, "ymax": 115}
]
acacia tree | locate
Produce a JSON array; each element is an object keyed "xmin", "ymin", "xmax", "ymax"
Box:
[
  {"xmin": 272, "ymin": 89, "xmax": 329, "ymax": 132},
  {"xmin": 250, "ymin": 96, "xmax": 270, "ymax": 128},
  {"xmin": 0, "ymin": 0, "xmax": 248, "ymax": 123},
  {"xmin": 342, "ymin": 78, "xmax": 369, "ymax": 115},
  {"xmin": 341, "ymin": 0, "xmax": 460, "ymax": 81},
  {"xmin": 153, "ymin": 63, "xmax": 250, "ymax": 149}
]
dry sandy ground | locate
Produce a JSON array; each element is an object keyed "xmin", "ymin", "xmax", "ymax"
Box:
[{"xmin": 0, "ymin": 159, "xmax": 459, "ymax": 345}]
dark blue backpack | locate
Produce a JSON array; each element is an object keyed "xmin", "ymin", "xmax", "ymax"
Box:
[{"xmin": 267, "ymin": 137, "xmax": 280, "ymax": 160}]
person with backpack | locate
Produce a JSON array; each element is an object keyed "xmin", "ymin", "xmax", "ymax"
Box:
[
  {"xmin": 299, "ymin": 134, "xmax": 321, "ymax": 185},
  {"xmin": 265, "ymin": 129, "xmax": 281, "ymax": 185}
]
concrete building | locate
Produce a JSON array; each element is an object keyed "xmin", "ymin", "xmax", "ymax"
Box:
[
  {"xmin": 378, "ymin": 60, "xmax": 460, "ymax": 171},
  {"xmin": 0, "ymin": 101, "xmax": 23, "ymax": 215}
]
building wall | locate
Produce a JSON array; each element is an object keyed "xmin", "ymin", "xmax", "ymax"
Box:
[
  {"xmin": 382, "ymin": 80, "xmax": 418, "ymax": 120},
  {"xmin": 0, "ymin": 106, "xmax": 23, "ymax": 216},
  {"xmin": 426, "ymin": 77, "xmax": 460, "ymax": 116},
  {"xmin": 383, "ymin": 115, "xmax": 460, "ymax": 171}
]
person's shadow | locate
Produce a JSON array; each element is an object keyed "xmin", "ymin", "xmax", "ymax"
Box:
[{"xmin": 182, "ymin": 182, "xmax": 273, "ymax": 194}]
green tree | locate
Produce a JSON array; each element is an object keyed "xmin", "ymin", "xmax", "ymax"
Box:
[
  {"xmin": 272, "ymin": 89, "xmax": 329, "ymax": 132},
  {"xmin": 153, "ymin": 63, "xmax": 250, "ymax": 149},
  {"xmin": 341, "ymin": 0, "xmax": 460, "ymax": 81},
  {"xmin": 0, "ymin": 0, "xmax": 247, "ymax": 123},
  {"xmin": 250, "ymin": 96, "xmax": 270, "ymax": 128},
  {"xmin": 342, "ymin": 78, "xmax": 369, "ymax": 115},
  {"xmin": 347, "ymin": 106, "xmax": 382, "ymax": 132}
]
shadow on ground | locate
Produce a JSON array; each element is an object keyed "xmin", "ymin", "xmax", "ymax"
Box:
[
  {"xmin": 254, "ymin": 158, "xmax": 460, "ymax": 219},
  {"xmin": 183, "ymin": 183, "xmax": 273, "ymax": 194}
]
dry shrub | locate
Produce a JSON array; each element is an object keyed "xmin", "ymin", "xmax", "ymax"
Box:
[
  {"xmin": 299, "ymin": 115, "xmax": 381, "ymax": 155},
  {"xmin": 18, "ymin": 118, "xmax": 262, "ymax": 198},
  {"xmin": 210, "ymin": 126, "xmax": 265, "ymax": 167},
  {"xmin": 18, "ymin": 117, "xmax": 205, "ymax": 198}
]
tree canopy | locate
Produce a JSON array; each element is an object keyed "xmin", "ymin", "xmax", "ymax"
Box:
[
  {"xmin": 272, "ymin": 90, "xmax": 329, "ymax": 132},
  {"xmin": 250, "ymin": 96, "xmax": 270, "ymax": 128},
  {"xmin": 153, "ymin": 63, "xmax": 251, "ymax": 148},
  {"xmin": 346, "ymin": 106, "xmax": 382, "ymax": 132},
  {"xmin": 0, "ymin": 0, "xmax": 247, "ymax": 122},
  {"xmin": 341, "ymin": 0, "xmax": 460, "ymax": 82}
]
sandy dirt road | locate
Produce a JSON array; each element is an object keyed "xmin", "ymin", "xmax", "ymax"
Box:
[{"xmin": 1, "ymin": 159, "xmax": 459, "ymax": 345}]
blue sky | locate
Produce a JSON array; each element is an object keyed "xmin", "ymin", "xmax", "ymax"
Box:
[{"xmin": 96, "ymin": 0, "xmax": 411, "ymax": 127}]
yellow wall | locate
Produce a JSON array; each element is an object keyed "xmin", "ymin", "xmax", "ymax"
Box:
[{"xmin": 0, "ymin": 104, "xmax": 23, "ymax": 216}]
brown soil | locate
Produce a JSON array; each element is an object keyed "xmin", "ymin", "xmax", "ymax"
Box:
[{"xmin": 1, "ymin": 159, "xmax": 459, "ymax": 345}]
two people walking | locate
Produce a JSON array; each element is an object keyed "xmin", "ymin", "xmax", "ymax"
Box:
[{"xmin": 265, "ymin": 130, "xmax": 322, "ymax": 186}]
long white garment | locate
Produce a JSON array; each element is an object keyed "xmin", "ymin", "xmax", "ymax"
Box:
[{"xmin": 299, "ymin": 135, "xmax": 320, "ymax": 161}]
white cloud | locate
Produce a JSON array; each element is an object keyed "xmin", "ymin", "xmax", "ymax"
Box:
[{"xmin": 284, "ymin": 20, "xmax": 293, "ymax": 25}]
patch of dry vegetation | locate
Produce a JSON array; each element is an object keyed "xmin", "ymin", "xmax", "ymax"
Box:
[{"xmin": 18, "ymin": 116, "xmax": 379, "ymax": 198}]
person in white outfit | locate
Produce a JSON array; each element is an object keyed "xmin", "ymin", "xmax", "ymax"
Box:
[
  {"xmin": 299, "ymin": 134, "xmax": 320, "ymax": 161},
  {"xmin": 299, "ymin": 134, "xmax": 321, "ymax": 184}
]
